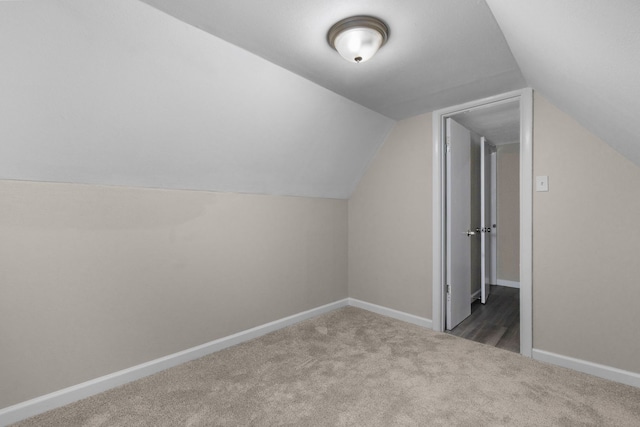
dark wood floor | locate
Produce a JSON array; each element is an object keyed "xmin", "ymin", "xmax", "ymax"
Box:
[{"xmin": 447, "ymin": 285, "xmax": 520, "ymax": 353}]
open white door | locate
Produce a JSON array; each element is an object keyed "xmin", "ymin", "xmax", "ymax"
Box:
[
  {"xmin": 480, "ymin": 137, "xmax": 496, "ymax": 304},
  {"xmin": 432, "ymin": 89, "xmax": 533, "ymax": 356},
  {"xmin": 446, "ymin": 118, "xmax": 472, "ymax": 330}
]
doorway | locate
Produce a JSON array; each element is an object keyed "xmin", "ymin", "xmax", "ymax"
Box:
[{"xmin": 431, "ymin": 89, "xmax": 533, "ymax": 357}]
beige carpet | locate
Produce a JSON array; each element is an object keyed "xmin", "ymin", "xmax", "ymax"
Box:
[{"xmin": 14, "ymin": 307, "xmax": 640, "ymax": 426}]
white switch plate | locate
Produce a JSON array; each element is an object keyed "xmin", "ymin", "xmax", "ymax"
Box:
[{"xmin": 536, "ymin": 176, "xmax": 549, "ymax": 192}]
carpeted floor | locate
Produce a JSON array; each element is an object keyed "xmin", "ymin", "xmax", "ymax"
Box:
[{"xmin": 13, "ymin": 307, "xmax": 640, "ymax": 426}]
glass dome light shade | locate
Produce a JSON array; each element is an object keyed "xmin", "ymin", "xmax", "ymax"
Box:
[
  {"xmin": 328, "ymin": 16, "xmax": 389, "ymax": 64},
  {"xmin": 333, "ymin": 27, "xmax": 383, "ymax": 63}
]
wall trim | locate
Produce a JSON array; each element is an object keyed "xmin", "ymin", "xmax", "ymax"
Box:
[
  {"xmin": 0, "ymin": 299, "xmax": 349, "ymax": 426},
  {"xmin": 532, "ymin": 349, "xmax": 640, "ymax": 389},
  {"xmin": 4, "ymin": 300, "xmax": 639, "ymax": 425},
  {"xmin": 348, "ymin": 298, "xmax": 433, "ymax": 329},
  {"xmin": 470, "ymin": 289, "xmax": 481, "ymax": 302},
  {"xmin": 497, "ymin": 279, "xmax": 520, "ymax": 289}
]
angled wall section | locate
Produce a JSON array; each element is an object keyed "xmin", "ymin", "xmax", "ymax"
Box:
[
  {"xmin": 487, "ymin": 0, "xmax": 640, "ymax": 167},
  {"xmin": 0, "ymin": 0, "xmax": 394, "ymax": 199}
]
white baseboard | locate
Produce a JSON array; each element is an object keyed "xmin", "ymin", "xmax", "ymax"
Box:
[
  {"xmin": 497, "ymin": 279, "xmax": 520, "ymax": 288},
  {"xmin": 0, "ymin": 299, "xmax": 349, "ymax": 426},
  {"xmin": 532, "ymin": 349, "xmax": 640, "ymax": 389},
  {"xmin": 470, "ymin": 289, "xmax": 481, "ymax": 302},
  {"xmin": 5, "ymin": 300, "xmax": 639, "ymax": 426},
  {"xmin": 347, "ymin": 298, "xmax": 433, "ymax": 329}
]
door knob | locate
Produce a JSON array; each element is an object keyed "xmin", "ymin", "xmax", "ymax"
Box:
[{"xmin": 465, "ymin": 230, "xmax": 476, "ymax": 236}]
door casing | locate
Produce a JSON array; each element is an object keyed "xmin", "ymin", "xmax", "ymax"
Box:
[
  {"xmin": 431, "ymin": 88, "xmax": 533, "ymax": 356},
  {"xmin": 480, "ymin": 136, "xmax": 497, "ymax": 305}
]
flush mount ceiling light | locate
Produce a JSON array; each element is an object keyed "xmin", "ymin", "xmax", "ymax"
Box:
[{"xmin": 328, "ymin": 16, "xmax": 389, "ymax": 64}]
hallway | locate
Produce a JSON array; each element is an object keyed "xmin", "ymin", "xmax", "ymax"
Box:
[{"xmin": 447, "ymin": 285, "xmax": 520, "ymax": 353}]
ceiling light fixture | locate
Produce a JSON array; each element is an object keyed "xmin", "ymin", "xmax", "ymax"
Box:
[{"xmin": 328, "ymin": 16, "xmax": 389, "ymax": 64}]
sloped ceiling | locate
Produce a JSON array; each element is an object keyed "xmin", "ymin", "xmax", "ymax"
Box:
[
  {"xmin": 487, "ymin": 0, "xmax": 640, "ymax": 167},
  {"xmin": 0, "ymin": 0, "xmax": 394, "ymax": 199},
  {"xmin": 2, "ymin": 1, "xmax": 638, "ymax": 201},
  {"xmin": 142, "ymin": 0, "xmax": 640, "ymax": 168},
  {"xmin": 452, "ymin": 100, "xmax": 520, "ymax": 146},
  {"xmin": 139, "ymin": 0, "xmax": 526, "ymax": 120}
]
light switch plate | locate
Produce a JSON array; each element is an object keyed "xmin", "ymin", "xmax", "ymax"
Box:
[{"xmin": 536, "ymin": 176, "xmax": 549, "ymax": 192}]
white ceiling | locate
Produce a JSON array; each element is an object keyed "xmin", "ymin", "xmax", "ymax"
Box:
[
  {"xmin": 141, "ymin": 0, "xmax": 640, "ymax": 168},
  {"xmin": 487, "ymin": 0, "xmax": 640, "ymax": 167},
  {"xmin": 139, "ymin": 0, "xmax": 527, "ymax": 120},
  {"xmin": 1, "ymin": 0, "xmax": 638, "ymax": 200},
  {"xmin": 452, "ymin": 100, "xmax": 520, "ymax": 146},
  {"xmin": 0, "ymin": 0, "xmax": 393, "ymax": 199}
]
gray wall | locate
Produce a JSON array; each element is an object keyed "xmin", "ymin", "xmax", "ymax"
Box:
[
  {"xmin": 533, "ymin": 94, "xmax": 640, "ymax": 373},
  {"xmin": 348, "ymin": 113, "xmax": 433, "ymax": 318},
  {"xmin": 0, "ymin": 181, "xmax": 347, "ymax": 408},
  {"xmin": 497, "ymin": 143, "xmax": 520, "ymax": 282}
]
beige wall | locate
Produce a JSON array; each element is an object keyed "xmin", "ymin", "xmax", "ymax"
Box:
[
  {"xmin": 533, "ymin": 94, "xmax": 640, "ymax": 373},
  {"xmin": 348, "ymin": 93, "xmax": 640, "ymax": 375},
  {"xmin": 348, "ymin": 113, "xmax": 432, "ymax": 318},
  {"xmin": 497, "ymin": 143, "xmax": 520, "ymax": 282},
  {"xmin": 0, "ymin": 180, "xmax": 347, "ymax": 408},
  {"xmin": 5, "ymin": 92, "xmax": 640, "ymax": 410}
]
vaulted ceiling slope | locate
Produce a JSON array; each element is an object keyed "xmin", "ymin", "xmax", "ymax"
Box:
[
  {"xmin": 4, "ymin": 2, "xmax": 639, "ymax": 202},
  {"xmin": 139, "ymin": 0, "xmax": 526, "ymax": 120},
  {"xmin": 487, "ymin": 0, "xmax": 640, "ymax": 167},
  {"xmin": 142, "ymin": 0, "xmax": 640, "ymax": 169},
  {"xmin": 0, "ymin": 0, "xmax": 393, "ymax": 199}
]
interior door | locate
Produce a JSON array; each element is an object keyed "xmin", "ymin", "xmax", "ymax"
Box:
[
  {"xmin": 480, "ymin": 137, "xmax": 495, "ymax": 304},
  {"xmin": 446, "ymin": 118, "xmax": 472, "ymax": 330}
]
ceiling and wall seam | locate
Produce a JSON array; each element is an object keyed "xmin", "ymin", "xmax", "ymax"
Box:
[{"xmin": 2, "ymin": 0, "xmax": 638, "ymax": 201}]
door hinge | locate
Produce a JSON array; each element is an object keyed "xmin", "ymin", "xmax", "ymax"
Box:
[
  {"xmin": 446, "ymin": 139, "xmax": 451, "ymax": 152},
  {"xmin": 447, "ymin": 284, "xmax": 451, "ymax": 295}
]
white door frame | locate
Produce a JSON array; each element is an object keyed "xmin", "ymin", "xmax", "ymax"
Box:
[
  {"xmin": 489, "ymin": 148, "xmax": 498, "ymax": 286},
  {"xmin": 431, "ymin": 88, "xmax": 533, "ymax": 357},
  {"xmin": 480, "ymin": 136, "xmax": 495, "ymax": 305}
]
